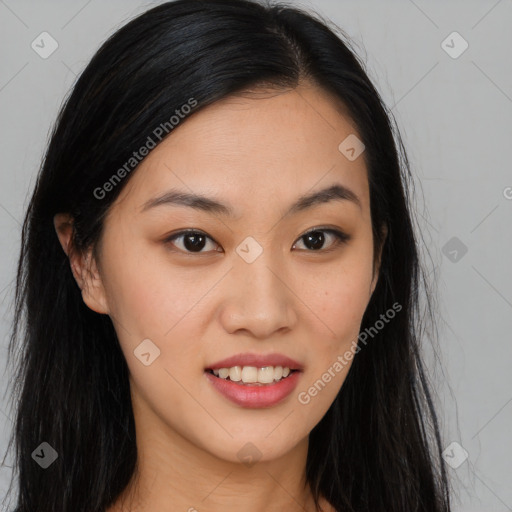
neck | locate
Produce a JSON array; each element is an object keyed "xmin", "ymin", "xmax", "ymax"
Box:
[{"xmin": 106, "ymin": 391, "xmax": 329, "ymax": 512}]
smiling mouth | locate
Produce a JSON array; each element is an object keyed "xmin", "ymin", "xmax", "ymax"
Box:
[{"xmin": 205, "ymin": 366, "xmax": 300, "ymax": 386}]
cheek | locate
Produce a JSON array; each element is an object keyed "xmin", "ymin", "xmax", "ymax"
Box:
[
  {"xmin": 99, "ymin": 245, "xmax": 210, "ymax": 425},
  {"xmin": 302, "ymin": 252, "xmax": 374, "ymax": 341},
  {"xmin": 293, "ymin": 240, "xmax": 374, "ymax": 407},
  {"xmin": 100, "ymin": 239, "xmax": 204, "ymax": 339},
  {"xmin": 291, "ymin": 262, "xmax": 373, "ymax": 421}
]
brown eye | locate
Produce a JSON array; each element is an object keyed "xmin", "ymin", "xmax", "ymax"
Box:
[
  {"xmin": 164, "ymin": 227, "xmax": 350, "ymax": 255},
  {"xmin": 292, "ymin": 228, "xmax": 350, "ymax": 252},
  {"xmin": 165, "ymin": 230, "xmax": 221, "ymax": 254}
]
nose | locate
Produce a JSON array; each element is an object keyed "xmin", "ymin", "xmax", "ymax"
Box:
[{"xmin": 218, "ymin": 252, "xmax": 298, "ymax": 339}]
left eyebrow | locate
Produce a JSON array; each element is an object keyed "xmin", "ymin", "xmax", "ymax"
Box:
[
  {"xmin": 140, "ymin": 183, "xmax": 361, "ymax": 217},
  {"xmin": 287, "ymin": 183, "xmax": 362, "ymax": 215}
]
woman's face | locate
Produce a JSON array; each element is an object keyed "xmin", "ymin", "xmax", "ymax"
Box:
[{"xmin": 86, "ymin": 83, "xmax": 380, "ymax": 464}]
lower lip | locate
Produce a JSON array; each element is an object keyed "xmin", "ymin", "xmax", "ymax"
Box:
[{"xmin": 204, "ymin": 370, "xmax": 301, "ymax": 408}]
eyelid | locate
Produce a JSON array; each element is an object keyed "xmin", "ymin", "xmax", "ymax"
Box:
[{"xmin": 298, "ymin": 225, "xmax": 350, "ymax": 241}]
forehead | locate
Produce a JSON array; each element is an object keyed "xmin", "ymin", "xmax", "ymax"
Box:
[{"xmin": 113, "ymin": 83, "xmax": 369, "ymax": 216}]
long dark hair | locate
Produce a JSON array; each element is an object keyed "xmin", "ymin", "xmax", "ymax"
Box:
[{"xmin": 4, "ymin": 0, "xmax": 451, "ymax": 510}]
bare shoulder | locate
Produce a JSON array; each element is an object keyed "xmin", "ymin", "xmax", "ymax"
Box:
[{"xmin": 318, "ymin": 495, "xmax": 337, "ymax": 512}]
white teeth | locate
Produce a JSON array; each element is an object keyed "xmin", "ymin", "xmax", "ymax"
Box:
[
  {"xmin": 210, "ymin": 365, "xmax": 294, "ymax": 384},
  {"xmin": 241, "ymin": 366, "xmax": 258, "ymax": 383},
  {"xmin": 229, "ymin": 366, "xmax": 242, "ymax": 382},
  {"xmin": 218, "ymin": 368, "xmax": 230, "ymax": 379},
  {"xmin": 257, "ymin": 366, "xmax": 274, "ymax": 384}
]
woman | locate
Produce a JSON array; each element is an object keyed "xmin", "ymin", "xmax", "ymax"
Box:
[{"xmin": 4, "ymin": 0, "xmax": 451, "ymax": 510}]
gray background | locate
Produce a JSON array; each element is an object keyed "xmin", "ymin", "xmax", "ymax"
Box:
[{"xmin": 0, "ymin": 0, "xmax": 511, "ymax": 510}]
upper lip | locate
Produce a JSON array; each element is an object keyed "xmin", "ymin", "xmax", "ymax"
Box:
[{"xmin": 206, "ymin": 352, "xmax": 303, "ymax": 371}]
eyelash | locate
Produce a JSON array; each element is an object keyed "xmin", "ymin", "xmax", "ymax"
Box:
[{"xmin": 163, "ymin": 227, "xmax": 350, "ymax": 255}]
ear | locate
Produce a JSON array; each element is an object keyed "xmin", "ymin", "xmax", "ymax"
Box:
[
  {"xmin": 370, "ymin": 223, "xmax": 388, "ymax": 295},
  {"xmin": 53, "ymin": 212, "xmax": 110, "ymax": 315}
]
